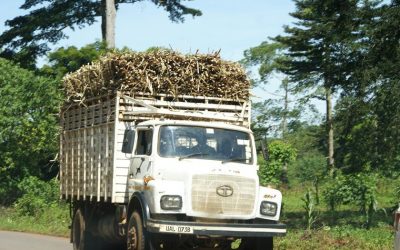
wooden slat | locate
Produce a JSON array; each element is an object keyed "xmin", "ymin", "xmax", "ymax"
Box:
[
  {"xmin": 111, "ymin": 94, "xmax": 121, "ymax": 203},
  {"xmin": 90, "ymin": 124, "xmax": 94, "ymax": 200},
  {"xmin": 120, "ymin": 94, "xmax": 250, "ymax": 128},
  {"xmin": 83, "ymin": 107, "xmax": 88, "ymax": 200}
]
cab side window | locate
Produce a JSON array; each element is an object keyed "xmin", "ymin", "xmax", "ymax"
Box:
[{"xmin": 136, "ymin": 130, "xmax": 153, "ymax": 155}]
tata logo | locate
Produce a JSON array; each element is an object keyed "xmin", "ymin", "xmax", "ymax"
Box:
[{"xmin": 216, "ymin": 185, "xmax": 234, "ymax": 197}]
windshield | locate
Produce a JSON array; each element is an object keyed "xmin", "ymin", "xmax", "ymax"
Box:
[{"xmin": 158, "ymin": 125, "xmax": 253, "ymax": 164}]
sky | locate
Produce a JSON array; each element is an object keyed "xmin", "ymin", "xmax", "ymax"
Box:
[{"xmin": 0, "ymin": 1, "xmax": 325, "ymax": 119}]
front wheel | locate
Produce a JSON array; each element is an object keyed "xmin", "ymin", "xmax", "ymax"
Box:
[{"xmin": 127, "ymin": 211, "xmax": 148, "ymax": 250}]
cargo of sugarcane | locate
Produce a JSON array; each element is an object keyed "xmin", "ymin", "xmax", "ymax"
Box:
[{"xmin": 63, "ymin": 50, "xmax": 250, "ymax": 103}]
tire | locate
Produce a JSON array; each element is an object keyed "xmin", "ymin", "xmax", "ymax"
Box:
[
  {"xmin": 240, "ymin": 237, "xmax": 273, "ymax": 250},
  {"xmin": 127, "ymin": 211, "xmax": 148, "ymax": 250},
  {"xmin": 72, "ymin": 209, "xmax": 97, "ymax": 250}
]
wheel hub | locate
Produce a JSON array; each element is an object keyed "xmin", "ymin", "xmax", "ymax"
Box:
[{"xmin": 127, "ymin": 226, "xmax": 138, "ymax": 250}]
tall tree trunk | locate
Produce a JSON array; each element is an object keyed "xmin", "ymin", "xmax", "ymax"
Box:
[
  {"xmin": 101, "ymin": 0, "xmax": 116, "ymax": 49},
  {"xmin": 325, "ymin": 86, "xmax": 335, "ymax": 175},
  {"xmin": 282, "ymin": 78, "xmax": 289, "ymax": 139},
  {"xmin": 280, "ymin": 79, "xmax": 289, "ymax": 185}
]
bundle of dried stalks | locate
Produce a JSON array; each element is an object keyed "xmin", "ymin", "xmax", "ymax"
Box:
[{"xmin": 63, "ymin": 50, "xmax": 250, "ymax": 103}]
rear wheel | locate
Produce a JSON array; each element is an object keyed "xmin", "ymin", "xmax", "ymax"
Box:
[{"xmin": 72, "ymin": 209, "xmax": 97, "ymax": 250}]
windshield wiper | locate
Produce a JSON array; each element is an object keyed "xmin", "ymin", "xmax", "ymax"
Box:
[
  {"xmin": 178, "ymin": 153, "xmax": 209, "ymax": 161},
  {"xmin": 222, "ymin": 157, "xmax": 248, "ymax": 164}
]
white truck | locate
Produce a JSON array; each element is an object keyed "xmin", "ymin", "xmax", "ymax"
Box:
[{"xmin": 60, "ymin": 91, "xmax": 286, "ymax": 250}]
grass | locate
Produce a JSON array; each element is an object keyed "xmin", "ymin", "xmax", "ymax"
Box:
[
  {"xmin": 275, "ymin": 227, "xmax": 393, "ymax": 250},
  {"xmin": 274, "ymin": 177, "xmax": 397, "ymax": 249},
  {"xmin": 0, "ymin": 205, "xmax": 69, "ymax": 237}
]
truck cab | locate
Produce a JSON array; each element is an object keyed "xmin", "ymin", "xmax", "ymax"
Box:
[{"xmin": 124, "ymin": 120, "xmax": 285, "ymax": 249}]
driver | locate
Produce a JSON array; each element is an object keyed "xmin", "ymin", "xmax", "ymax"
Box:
[{"xmin": 191, "ymin": 135, "xmax": 216, "ymax": 155}]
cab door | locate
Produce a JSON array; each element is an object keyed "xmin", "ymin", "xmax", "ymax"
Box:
[{"xmin": 129, "ymin": 128, "xmax": 154, "ymax": 189}]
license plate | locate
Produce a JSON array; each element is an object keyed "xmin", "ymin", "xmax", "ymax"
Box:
[{"xmin": 159, "ymin": 225, "xmax": 193, "ymax": 234}]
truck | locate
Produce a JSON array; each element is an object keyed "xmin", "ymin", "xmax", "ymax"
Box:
[{"xmin": 60, "ymin": 53, "xmax": 286, "ymax": 250}]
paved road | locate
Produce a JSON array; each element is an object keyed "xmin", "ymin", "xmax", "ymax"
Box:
[{"xmin": 0, "ymin": 231, "xmax": 70, "ymax": 250}]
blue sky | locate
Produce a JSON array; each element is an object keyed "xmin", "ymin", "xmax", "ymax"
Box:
[{"xmin": 0, "ymin": 0, "xmax": 295, "ymax": 62}]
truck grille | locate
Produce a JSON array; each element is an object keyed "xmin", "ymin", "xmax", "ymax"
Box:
[{"xmin": 191, "ymin": 174, "xmax": 256, "ymax": 216}]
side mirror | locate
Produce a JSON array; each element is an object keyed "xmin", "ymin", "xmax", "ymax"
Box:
[
  {"xmin": 261, "ymin": 140, "xmax": 269, "ymax": 161},
  {"xmin": 122, "ymin": 129, "xmax": 135, "ymax": 154}
]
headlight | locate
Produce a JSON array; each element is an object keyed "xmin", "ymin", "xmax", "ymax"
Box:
[
  {"xmin": 260, "ymin": 201, "xmax": 277, "ymax": 216},
  {"xmin": 160, "ymin": 195, "xmax": 182, "ymax": 210}
]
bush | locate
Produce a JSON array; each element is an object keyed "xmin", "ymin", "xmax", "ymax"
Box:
[
  {"xmin": 259, "ymin": 140, "xmax": 297, "ymax": 186},
  {"xmin": 323, "ymin": 172, "xmax": 378, "ymax": 228},
  {"xmin": 294, "ymin": 151, "xmax": 326, "ymax": 203},
  {"xmin": 14, "ymin": 176, "xmax": 60, "ymax": 217}
]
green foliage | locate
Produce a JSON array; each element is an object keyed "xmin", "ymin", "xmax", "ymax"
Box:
[
  {"xmin": 274, "ymin": 0, "xmax": 378, "ymax": 173},
  {"xmin": 145, "ymin": 46, "xmax": 173, "ymax": 53},
  {"xmin": 252, "ymin": 97, "xmax": 305, "ymax": 138},
  {"xmin": 372, "ymin": 82, "xmax": 400, "ymax": 174},
  {"xmin": 259, "ymin": 140, "xmax": 297, "ymax": 186},
  {"xmin": 295, "ymin": 152, "xmax": 326, "ymax": 183},
  {"xmin": 323, "ymin": 173, "xmax": 378, "ymax": 228},
  {"xmin": 0, "ymin": 0, "xmax": 202, "ymax": 67},
  {"xmin": 259, "ymin": 157, "xmax": 281, "ymax": 186},
  {"xmin": 242, "ymin": 41, "xmax": 319, "ymax": 138},
  {"xmin": 241, "ymin": 41, "xmax": 285, "ymax": 84},
  {"xmin": 285, "ymin": 123, "xmax": 324, "ymax": 158},
  {"xmin": 321, "ymin": 1, "xmax": 400, "ymax": 175},
  {"xmin": 334, "ymin": 96, "xmax": 376, "ymax": 173},
  {"xmin": 14, "ymin": 176, "xmax": 60, "ymax": 217},
  {"xmin": 302, "ymin": 189, "xmax": 318, "ymax": 231},
  {"xmin": 295, "ymin": 151, "xmax": 326, "ymax": 203},
  {"xmin": 0, "ymin": 205, "xmax": 69, "ymax": 237},
  {"xmin": 268, "ymin": 140, "xmax": 297, "ymax": 164},
  {"xmin": 275, "ymin": 0, "xmax": 365, "ymax": 90},
  {"xmin": 0, "ymin": 58, "xmax": 61, "ymax": 205},
  {"xmin": 40, "ymin": 41, "xmax": 108, "ymax": 79}
]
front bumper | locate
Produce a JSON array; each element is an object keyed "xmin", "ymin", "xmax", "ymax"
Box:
[{"xmin": 146, "ymin": 219, "xmax": 286, "ymax": 237}]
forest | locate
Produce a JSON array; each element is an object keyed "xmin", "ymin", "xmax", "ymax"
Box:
[{"xmin": 0, "ymin": 0, "xmax": 399, "ymax": 249}]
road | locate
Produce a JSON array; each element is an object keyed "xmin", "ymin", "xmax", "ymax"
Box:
[{"xmin": 0, "ymin": 231, "xmax": 70, "ymax": 250}]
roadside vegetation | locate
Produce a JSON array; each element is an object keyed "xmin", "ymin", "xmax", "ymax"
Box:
[
  {"xmin": 0, "ymin": 177, "xmax": 69, "ymax": 237},
  {"xmin": 275, "ymin": 177, "xmax": 396, "ymax": 250},
  {"xmin": 256, "ymin": 140, "xmax": 397, "ymax": 250}
]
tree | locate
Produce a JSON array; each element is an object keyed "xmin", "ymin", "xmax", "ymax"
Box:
[
  {"xmin": 333, "ymin": 95, "xmax": 377, "ymax": 173},
  {"xmin": 103, "ymin": 0, "xmax": 116, "ymax": 49},
  {"xmin": 40, "ymin": 41, "xmax": 108, "ymax": 79},
  {"xmin": 258, "ymin": 140, "xmax": 297, "ymax": 186},
  {"xmin": 331, "ymin": 0, "xmax": 400, "ymax": 174},
  {"xmin": 0, "ymin": 58, "xmax": 61, "ymax": 205},
  {"xmin": 365, "ymin": 0, "xmax": 400, "ymax": 174},
  {"xmin": 242, "ymin": 41, "xmax": 312, "ymax": 139},
  {"xmin": 0, "ymin": 0, "xmax": 202, "ymax": 68},
  {"xmin": 275, "ymin": 0, "xmax": 366, "ymax": 174}
]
